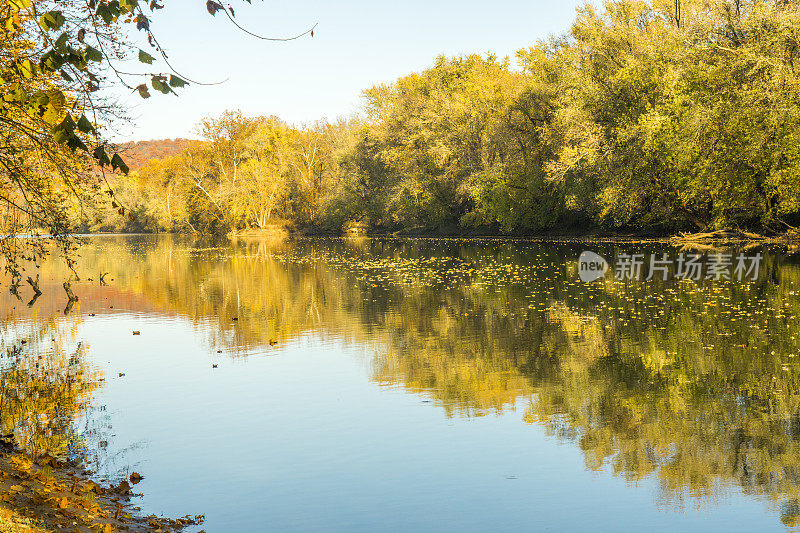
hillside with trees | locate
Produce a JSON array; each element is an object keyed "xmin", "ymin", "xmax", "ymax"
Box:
[{"xmin": 115, "ymin": 139, "xmax": 199, "ymax": 171}]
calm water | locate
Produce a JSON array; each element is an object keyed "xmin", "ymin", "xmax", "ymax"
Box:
[{"xmin": 2, "ymin": 235, "xmax": 800, "ymax": 531}]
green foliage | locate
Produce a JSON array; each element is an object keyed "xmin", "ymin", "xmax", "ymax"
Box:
[
  {"xmin": 347, "ymin": 0, "xmax": 800, "ymax": 233},
  {"xmin": 65, "ymin": 1, "xmax": 800, "ymax": 237}
]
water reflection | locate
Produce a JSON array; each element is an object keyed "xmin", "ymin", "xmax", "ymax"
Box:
[
  {"xmin": 3, "ymin": 235, "xmax": 800, "ymax": 528},
  {"xmin": 0, "ymin": 317, "xmax": 100, "ymax": 460}
]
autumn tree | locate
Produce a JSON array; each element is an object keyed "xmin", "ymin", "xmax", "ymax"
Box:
[
  {"xmin": 235, "ymin": 117, "xmax": 292, "ymax": 228},
  {"xmin": 0, "ymin": 0, "xmax": 314, "ymax": 283}
]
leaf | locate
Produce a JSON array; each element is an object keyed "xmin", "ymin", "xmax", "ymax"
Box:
[
  {"xmin": 65, "ymin": 51, "xmax": 88, "ymax": 70},
  {"xmin": 40, "ymin": 51, "xmax": 64, "ymax": 72},
  {"xmin": 136, "ymin": 83, "xmax": 150, "ymax": 98},
  {"xmin": 18, "ymin": 59, "xmax": 35, "ymax": 79},
  {"xmin": 206, "ymin": 0, "xmax": 224, "ymax": 15},
  {"xmin": 77, "ymin": 114, "xmax": 95, "ymax": 134},
  {"xmin": 136, "ymin": 14, "xmax": 150, "ymax": 31},
  {"xmin": 120, "ymin": 0, "xmax": 138, "ymax": 12},
  {"xmin": 54, "ymin": 32, "xmax": 69, "ymax": 50},
  {"xmin": 138, "ymin": 49, "xmax": 155, "ymax": 65},
  {"xmin": 5, "ymin": 12, "xmax": 20, "ymax": 31},
  {"xmin": 95, "ymin": 2, "xmax": 114, "ymax": 24},
  {"xmin": 85, "ymin": 46, "xmax": 102, "ymax": 63},
  {"xmin": 42, "ymin": 90, "xmax": 65, "ymax": 123},
  {"xmin": 32, "ymin": 92, "xmax": 49, "ymax": 106},
  {"xmin": 77, "ymin": 28, "xmax": 86, "ymax": 42},
  {"xmin": 111, "ymin": 153, "xmax": 129, "ymax": 175},
  {"xmin": 115, "ymin": 480, "xmax": 131, "ymax": 494},
  {"xmin": 39, "ymin": 11, "xmax": 65, "ymax": 31},
  {"xmin": 151, "ymin": 75, "xmax": 172, "ymax": 94},
  {"xmin": 93, "ymin": 145, "xmax": 111, "ymax": 166},
  {"xmin": 53, "ymin": 128, "xmax": 71, "ymax": 144},
  {"xmin": 169, "ymin": 75, "xmax": 187, "ymax": 88},
  {"xmin": 67, "ymin": 136, "xmax": 88, "ymax": 152},
  {"xmin": 55, "ymin": 114, "xmax": 76, "ymax": 133}
]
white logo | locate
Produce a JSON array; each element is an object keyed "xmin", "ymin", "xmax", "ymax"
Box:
[{"xmin": 579, "ymin": 251, "xmax": 609, "ymax": 283}]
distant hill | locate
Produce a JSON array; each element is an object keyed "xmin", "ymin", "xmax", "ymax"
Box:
[{"xmin": 114, "ymin": 139, "xmax": 197, "ymax": 170}]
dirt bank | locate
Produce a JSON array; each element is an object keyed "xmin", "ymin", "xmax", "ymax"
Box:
[{"xmin": 0, "ymin": 446, "xmax": 202, "ymax": 532}]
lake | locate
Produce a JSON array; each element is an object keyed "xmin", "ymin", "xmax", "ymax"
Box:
[{"xmin": 2, "ymin": 235, "xmax": 799, "ymax": 531}]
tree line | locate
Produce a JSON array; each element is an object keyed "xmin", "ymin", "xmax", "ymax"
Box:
[{"xmin": 84, "ymin": 0, "xmax": 800, "ymax": 235}]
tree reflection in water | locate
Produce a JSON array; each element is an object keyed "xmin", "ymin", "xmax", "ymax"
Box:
[
  {"xmin": 0, "ymin": 317, "xmax": 100, "ymax": 460},
  {"xmin": 6, "ymin": 235, "xmax": 800, "ymax": 526}
]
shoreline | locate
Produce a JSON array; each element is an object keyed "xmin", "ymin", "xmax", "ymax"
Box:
[
  {"xmin": 221, "ymin": 226, "xmax": 800, "ymax": 247},
  {"xmin": 0, "ymin": 447, "xmax": 202, "ymax": 532}
]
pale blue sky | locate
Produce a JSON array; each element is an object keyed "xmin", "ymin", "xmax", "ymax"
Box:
[{"xmin": 115, "ymin": 1, "xmax": 599, "ymax": 141}]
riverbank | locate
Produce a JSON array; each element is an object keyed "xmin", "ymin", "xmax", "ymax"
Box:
[
  {"xmin": 305, "ymin": 225, "xmax": 800, "ymax": 247},
  {"xmin": 0, "ymin": 504, "xmax": 45, "ymax": 533},
  {"xmin": 73, "ymin": 225, "xmax": 800, "ymax": 249},
  {"xmin": 669, "ymin": 228, "xmax": 800, "ymax": 248},
  {"xmin": 0, "ymin": 448, "xmax": 202, "ymax": 532}
]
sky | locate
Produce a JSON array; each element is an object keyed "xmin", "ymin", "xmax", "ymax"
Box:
[{"xmin": 114, "ymin": 0, "xmax": 599, "ymax": 141}]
